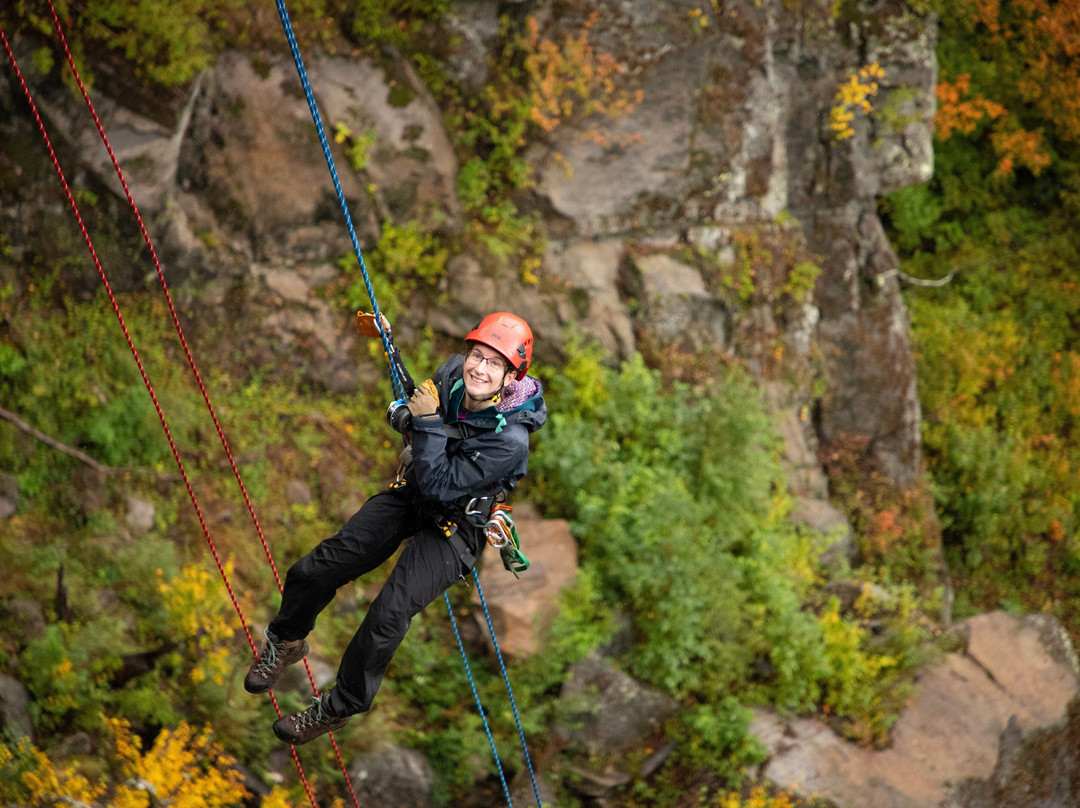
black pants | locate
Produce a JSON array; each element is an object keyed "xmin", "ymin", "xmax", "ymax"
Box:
[{"xmin": 267, "ymin": 485, "xmax": 480, "ymax": 716}]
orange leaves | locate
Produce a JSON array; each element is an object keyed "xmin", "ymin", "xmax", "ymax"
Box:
[
  {"xmin": 970, "ymin": 0, "xmax": 1003, "ymax": 33},
  {"xmin": 935, "ymin": 71, "xmax": 1051, "ymax": 176},
  {"xmin": 522, "ymin": 11, "xmax": 642, "ymax": 145},
  {"xmin": 935, "ymin": 73, "xmax": 1006, "ymax": 141},
  {"xmin": 956, "ymin": 0, "xmax": 1080, "ymax": 147},
  {"xmin": 991, "ymin": 127, "xmax": 1052, "ymax": 176}
]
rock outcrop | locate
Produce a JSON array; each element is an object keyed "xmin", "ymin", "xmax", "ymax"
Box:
[
  {"xmin": 752, "ymin": 612, "xmax": 1080, "ymax": 808},
  {"xmin": 472, "ymin": 506, "xmax": 579, "ymax": 658},
  {"xmin": 0, "ymin": 0, "xmax": 940, "ymax": 493}
]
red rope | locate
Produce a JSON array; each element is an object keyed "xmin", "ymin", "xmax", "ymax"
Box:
[{"xmin": 3, "ymin": 15, "xmax": 359, "ymax": 806}]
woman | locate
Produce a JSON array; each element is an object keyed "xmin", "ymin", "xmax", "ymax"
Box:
[{"xmin": 243, "ymin": 312, "xmax": 546, "ymax": 745}]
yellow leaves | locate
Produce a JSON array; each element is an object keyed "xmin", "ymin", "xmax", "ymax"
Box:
[
  {"xmin": 830, "ymin": 63, "xmax": 884, "ymax": 141},
  {"xmin": 1, "ymin": 736, "xmax": 103, "ymax": 807},
  {"xmin": 687, "ymin": 2, "xmax": 722, "ymax": 34},
  {"xmin": 719, "ymin": 785, "xmax": 797, "ymax": 808},
  {"xmin": 107, "ymin": 718, "xmax": 249, "ymax": 808},
  {"xmin": 157, "ymin": 561, "xmax": 237, "ymax": 686},
  {"xmin": 521, "ymin": 11, "xmax": 641, "ymax": 147}
]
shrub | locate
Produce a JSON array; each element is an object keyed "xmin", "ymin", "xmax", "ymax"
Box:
[{"xmin": 530, "ymin": 342, "xmax": 927, "ymax": 751}]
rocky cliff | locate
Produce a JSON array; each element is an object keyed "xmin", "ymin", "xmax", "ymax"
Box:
[
  {"xmin": 8, "ymin": 1, "xmax": 1076, "ymax": 806},
  {"xmin": 2, "ymin": 0, "xmax": 936, "ymax": 489}
]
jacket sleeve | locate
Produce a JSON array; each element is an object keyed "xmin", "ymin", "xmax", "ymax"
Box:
[{"xmin": 409, "ymin": 418, "xmax": 529, "ymax": 502}]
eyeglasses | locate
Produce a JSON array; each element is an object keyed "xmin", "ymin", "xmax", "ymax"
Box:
[{"xmin": 465, "ymin": 348, "xmax": 509, "ymax": 374}]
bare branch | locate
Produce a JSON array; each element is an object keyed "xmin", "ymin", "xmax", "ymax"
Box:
[
  {"xmin": 0, "ymin": 406, "xmax": 114, "ymax": 473},
  {"xmin": 878, "ymin": 267, "xmax": 957, "ymax": 288},
  {"xmin": 896, "ymin": 268, "xmax": 957, "ymax": 287}
]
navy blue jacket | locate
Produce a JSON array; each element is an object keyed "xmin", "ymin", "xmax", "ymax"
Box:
[{"xmin": 408, "ymin": 354, "xmax": 546, "ymax": 505}]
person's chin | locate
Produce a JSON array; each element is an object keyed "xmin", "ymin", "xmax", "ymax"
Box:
[{"xmin": 465, "ymin": 383, "xmax": 495, "ymax": 401}]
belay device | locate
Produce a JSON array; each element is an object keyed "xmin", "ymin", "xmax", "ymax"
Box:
[{"xmin": 485, "ymin": 504, "xmax": 530, "ymax": 578}]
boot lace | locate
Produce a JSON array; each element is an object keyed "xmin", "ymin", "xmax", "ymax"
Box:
[
  {"xmin": 295, "ymin": 696, "xmax": 332, "ymax": 731},
  {"xmin": 253, "ymin": 630, "xmax": 284, "ymax": 677}
]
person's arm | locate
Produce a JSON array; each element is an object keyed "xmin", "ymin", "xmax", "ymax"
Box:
[{"xmin": 410, "ymin": 422, "xmax": 529, "ymax": 502}]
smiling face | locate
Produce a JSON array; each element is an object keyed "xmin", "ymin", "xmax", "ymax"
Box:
[{"xmin": 462, "ymin": 344, "xmax": 511, "ymax": 409}]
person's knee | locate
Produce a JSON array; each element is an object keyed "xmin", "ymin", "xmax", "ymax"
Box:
[
  {"xmin": 285, "ymin": 554, "xmax": 322, "ymax": 587},
  {"xmin": 367, "ymin": 591, "xmax": 416, "ymax": 636}
]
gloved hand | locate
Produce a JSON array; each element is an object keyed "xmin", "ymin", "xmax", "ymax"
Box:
[{"xmin": 407, "ymin": 378, "xmax": 440, "ymax": 418}]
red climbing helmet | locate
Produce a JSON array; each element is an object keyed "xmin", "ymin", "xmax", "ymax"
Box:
[{"xmin": 466, "ymin": 312, "xmax": 534, "ymax": 380}]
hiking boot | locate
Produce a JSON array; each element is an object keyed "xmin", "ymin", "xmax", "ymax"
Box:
[
  {"xmin": 273, "ymin": 693, "xmax": 349, "ymax": 745},
  {"xmin": 244, "ymin": 629, "xmax": 309, "ymax": 694}
]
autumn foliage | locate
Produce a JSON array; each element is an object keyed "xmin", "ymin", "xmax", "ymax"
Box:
[
  {"xmin": 934, "ymin": 0, "xmax": 1080, "ymax": 176},
  {"xmin": 0, "ymin": 718, "xmax": 248, "ymax": 808},
  {"xmin": 885, "ymin": 0, "xmax": 1080, "ymax": 637}
]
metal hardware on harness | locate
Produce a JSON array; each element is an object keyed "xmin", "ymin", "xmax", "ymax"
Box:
[
  {"xmin": 464, "ymin": 496, "xmax": 493, "ymax": 526},
  {"xmin": 484, "ymin": 509, "xmax": 515, "ymax": 548},
  {"xmin": 485, "ymin": 506, "xmax": 530, "ymax": 577}
]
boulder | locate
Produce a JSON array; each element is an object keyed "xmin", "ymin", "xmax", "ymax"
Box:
[
  {"xmin": 558, "ymin": 652, "xmax": 679, "ymax": 757},
  {"xmin": 752, "ymin": 611, "xmax": 1080, "ymax": 808},
  {"xmin": 0, "ymin": 674, "xmax": 34, "ymax": 741},
  {"xmin": 473, "ymin": 510, "xmax": 578, "ymax": 658},
  {"xmin": 125, "ymin": 495, "xmax": 156, "ymax": 533},
  {"xmin": 951, "ymin": 698, "xmax": 1080, "ymax": 808},
  {"xmin": 348, "ymin": 742, "xmax": 436, "ymax": 808}
]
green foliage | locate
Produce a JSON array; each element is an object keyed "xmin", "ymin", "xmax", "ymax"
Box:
[
  {"xmin": 0, "ymin": 292, "xmax": 193, "ymax": 508},
  {"xmin": 13, "ymin": 0, "xmax": 220, "ymax": 87},
  {"xmin": 0, "ymin": 344, "xmax": 28, "ymax": 377},
  {"xmin": 878, "ymin": 182, "xmax": 964, "ymax": 255},
  {"xmin": 20, "ymin": 621, "xmax": 123, "ymax": 733},
  {"xmin": 348, "ymin": 0, "xmax": 451, "ymax": 52},
  {"xmin": 882, "ymin": 0, "xmax": 1080, "ymax": 624},
  {"xmin": 674, "ymin": 698, "xmax": 767, "ymax": 782},
  {"xmin": 9, "ymin": 0, "xmax": 355, "ymax": 88},
  {"xmin": 782, "ymin": 261, "xmax": 822, "ymax": 302},
  {"xmin": 341, "ymin": 219, "xmax": 448, "ymax": 318},
  {"xmin": 334, "ymin": 122, "xmax": 378, "ymax": 171},
  {"xmin": 531, "ymin": 341, "xmax": 927, "ymax": 751}
]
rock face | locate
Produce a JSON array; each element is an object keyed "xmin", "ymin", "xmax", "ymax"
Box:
[
  {"xmin": 0, "ymin": 673, "xmax": 34, "ymax": 742},
  {"xmin": 752, "ymin": 612, "xmax": 1080, "ymax": 808},
  {"xmin": 473, "ymin": 507, "xmax": 579, "ymax": 658},
  {"xmin": 0, "ymin": 0, "xmax": 939, "ymax": 494},
  {"xmin": 348, "ymin": 742, "xmax": 436, "ymax": 808}
]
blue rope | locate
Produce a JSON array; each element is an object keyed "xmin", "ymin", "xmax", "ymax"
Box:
[
  {"xmin": 472, "ymin": 569, "xmax": 544, "ymax": 807},
  {"xmin": 272, "ymin": 0, "xmax": 405, "ymax": 401},
  {"xmin": 444, "ymin": 591, "xmax": 516, "ymax": 807},
  {"xmin": 273, "ymin": 5, "xmax": 543, "ymax": 805}
]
